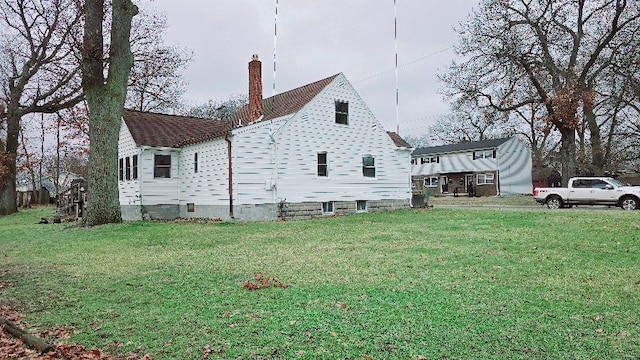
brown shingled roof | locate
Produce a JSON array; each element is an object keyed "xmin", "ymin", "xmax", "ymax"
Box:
[
  {"xmin": 229, "ymin": 74, "xmax": 339, "ymax": 125},
  {"xmin": 123, "ymin": 109, "xmax": 232, "ymax": 148},
  {"xmin": 387, "ymin": 131, "xmax": 412, "ymax": 148}
]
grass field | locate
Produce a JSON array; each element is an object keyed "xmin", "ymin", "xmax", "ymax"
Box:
[
  {"xmin": 428, "ymin": 194, "xmax": 538, "ymax": 206},
  {"xmin": 1, "ymin": 206, "xmax": 639, "ymax": 359}
]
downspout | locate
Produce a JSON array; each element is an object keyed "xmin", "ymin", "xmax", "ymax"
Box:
[{"xmin": 225, "ymin": 133, "xmax": 234, "ymax": 219}]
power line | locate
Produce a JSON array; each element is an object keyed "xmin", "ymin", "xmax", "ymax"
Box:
[{"xmin": 354, "ymin": 46, "xmax": 453, "ymax": 84}]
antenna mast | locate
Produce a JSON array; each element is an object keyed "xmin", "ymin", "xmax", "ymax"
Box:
[
  {"xmin": 394, "ymin": 0, "xmax": 400, "ymax": 135},
  {"xmin": 273, "ymin": 0, "xmax": 278, "ymax": 96}
]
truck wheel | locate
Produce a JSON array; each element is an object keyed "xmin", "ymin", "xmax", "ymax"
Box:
[
  {"xmin": 546, "ymin": 195, "xmax": 563, "ymax": 209},
  {"xmin": 620, "ymin": 196, "xmax": 639, "ymax": 211}
]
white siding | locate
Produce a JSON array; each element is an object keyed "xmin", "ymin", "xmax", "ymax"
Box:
[
  {"xmin": 496, "ymin": 138, "xmax": 533, "ymax": 195},
  {"xmin": 138, "ymin": 149, "xmax": 180, "ymax": 205},
  {"xmin": 232, "ymin": 118, "xmax": 288, "ymax": 205},
  {"xmin": 178, "ymin": 139, "xmax": 229, "ymax": 205},
  {"xmin": 118, "ymin": 121, "xmax": 141, "ymax": 204},
  {"xmin": 412, "ymin": 152, "xmax": 498, "ymax": 176},
  {"xmin": 267, "ymin": 74, "xmax": 411, "ymax": 204}
]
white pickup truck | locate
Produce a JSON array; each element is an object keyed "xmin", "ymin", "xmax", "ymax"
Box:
[{"xmin": 534, "ymin": 177, "xmax": 640, "ymax": 210}]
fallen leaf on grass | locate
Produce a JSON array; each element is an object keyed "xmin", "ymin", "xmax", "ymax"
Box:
[{"xmin": 335, "ymin": 302, "xmax": 349, "ymax": 310}]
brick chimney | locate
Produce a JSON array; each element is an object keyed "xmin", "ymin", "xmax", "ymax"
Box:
[{"xmin": 248, "ymin": 54, "xmax": 263, "ymax": 123}]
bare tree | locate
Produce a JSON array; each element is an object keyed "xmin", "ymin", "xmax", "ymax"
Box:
[
  {"xmin": 441, "ymin": 0, "xmax": 640, "ymax": 185},
  {"xmin": 0, "ymin": 0, "xmax": 84, "ymax": 215},
  {"xmin": 126, "ymin": 10, "xmax": 192, "ymax": 113},
  {"xmin": 428, "ymin": 102, "xmax": 509, "ymax": 145},
  {"xmin": 187, "ymin": 94, "xmax": 249, "ymax": 120},
  {"xmin": 82, "ymin": 0, "xmax": 138, "ymax": 225}
]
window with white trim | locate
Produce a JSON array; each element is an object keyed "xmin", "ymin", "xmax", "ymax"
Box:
[
  {"xmin": 356, "ymin": 200, "xmax": 367, "ymax": 212},
  {"xmin": 474, "ymin": 150, "xmax": 496, "ymax": 159},
  {"xmin": 424, "ymin": 177, "xmax": 439, "ymax": 187},
  {"xmin": 154, "ymin": 154, "xmax": 172, "ymax": 178},
  {"xmin": 322, "ymin": 201, "xmax": 334, "ymax": 214},
  {"xmin": 125, "ymin": 157, "xmax": 131, "ymax": 180},
  {"xmin": 362, "ymin": 155, "xmax": 375, "ymax": 177},
  {"xmin": 118, "ymin": 158, "xmax": 124, "ymax": 181},
  {"xmin": 335, "ymin": 100, "xmax": 349, "ymax": 125},
  {"xmin": 194, "ymin": 153, "xmax": 199, "ymax": 173},
  {"xmin": 421, "ymin": 156, "xmax": 439, "ymax": 164},
  {"xmin": 477, "ymin": 173, "xmax": 495, "ymax": 185},
  {"xmin": 317, "ymin": 152, "xmax": 328, "ymax": 177},
  {"xmin": 132, "ymin": 155, "xmax": 138, "ymax": 180}
]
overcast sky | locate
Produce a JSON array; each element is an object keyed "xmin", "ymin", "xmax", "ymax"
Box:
[{"xmin": 142, "ymin": 0, "xmax": 478, "ymax": 137}]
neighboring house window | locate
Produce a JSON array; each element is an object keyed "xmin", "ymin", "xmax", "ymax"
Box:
[
  {"xmin": 335, "ymin": 100, "xmax": 349, "ymax": 125},
  {"xmin": 154, "ymin": 154, "xmax": 172, "ymax": 178},
  {"xmin": 356, "ymin": 200, "xmax": 367, "ymax": 212},
  {"xmin": 424, "ymin": 177, "xmax": 439, "ymax": 187},
  {"xmin": 362, "ymin": 155, "xmax": 375, "ymax": 177},
  {"xmin": 322, "ymin": 201, "xmax": 334, "ymax": 214},
  {"xmin": 187, "ymin": 203, "xmax": 195, "ymax": 212},
  {"xmin": 118, "ymin": 158, "xmax": 124, "ymax": 181},
  {"xmin": 421, "ymin": 156, "xmax": 439, "ymax": 164},
  {"xmin": 132, "ymin": 155, "xmax": 138, "ymax": 180},
  {"xmin": 194, "ymin": 153, "xmax": 199, "ymax": 173},
  {"xmin": 473, "ymin": 150, "xmax": 496, "ymax": 159},
  {"xmin": 477, "ymin": 173, "xmax": 495, "ymax": 185},
  {"xmin": 125, "ymin": 157, "xmax": 131, "ymax": 180},
  {"xmin": 317, "ymin": 152, "xmax": 328, "ymax": 177},
  {"xmin": 411, "ymin": 158, "xmax": 417, "ymax": 165}
]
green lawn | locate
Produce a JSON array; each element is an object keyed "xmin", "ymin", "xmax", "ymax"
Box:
[{"xmin": 1, "ymin": 207, "xmax": 639, "ymax": 359}]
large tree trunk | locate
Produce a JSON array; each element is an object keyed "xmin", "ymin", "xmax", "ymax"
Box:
[
  {"xmin": 560, "ymin": 128, "xmax": 577, "ymax": 186},
  {"xmin": 584, "ymin": 106, "xmax": 605, "ymax": 175},
  {"xmin": 0, "ymin": 115, "xmax": 20, "ymax": 215},
  {"xmin": 82, "ymin": 0, "xmax": 137, "ymax": 226},
  {"xmin": 85, "ymin": 90, "xmax": 123, "ymax": 225}
]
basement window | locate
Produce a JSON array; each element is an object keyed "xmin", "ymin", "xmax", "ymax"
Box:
[
  {"xmin": 322, "ymin": 201, "xmax": 334, "ymax": 214},
  {"xmin": 154, "ymin": 154, "xmax": 172, "ymax": 178},
  {"xmin": 187, "ymin": 203, "xmax": 195, "ymax": 212},
  {"xmin": 335, "ymin": 100, "xmax": 349, "ymax": 125},
  {"xmin": 356, "ymin": 200, "xmax": 367, "ymax": 212}
]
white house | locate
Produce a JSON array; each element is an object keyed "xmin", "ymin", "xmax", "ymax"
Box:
[
  {"xmin": 411, "ymin": 137, "xmax": 533, "ymax": 196},
  {"xmin": 118, "ymin": 55, "xmax": 413, "ymax": 221}
]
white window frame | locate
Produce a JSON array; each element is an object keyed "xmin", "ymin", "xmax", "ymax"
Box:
[
  {"xmin": 474, "ymin": 150, "xmax": 495, "ymax": 159},
  {"xmin": 362, "ymin": 155, "xmax": 375, "ymax": 178},
  {"xmin": 356, "ymin": 200, "xmax": 367, "ymax": 212},
  {"xmin": 317, "ymin": 152, "xmax": 328, "ymax": 177},
  {"xmin": 335, "ymin": 100, "xmax": 349, "ymax": 125},
  {"xmin": 322, "ymin": 201, "xmax": 334, "ymax": 214},
  {"xmin": 424, "ymin": 177, "xmax": 439, "ymax": 187},
  {"xmin": 477, "ymin": 173, "xmax": 495, "ymax": 185},
  {"xmin": 154, "ymin": 154, "xmax": 172, "ymax": 178}
]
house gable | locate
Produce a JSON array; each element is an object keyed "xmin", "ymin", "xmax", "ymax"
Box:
[{"xmin": 261, "ymin": 73, "xmax": 411, "ymax": 203}]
